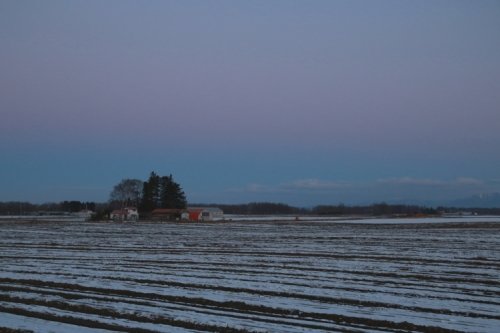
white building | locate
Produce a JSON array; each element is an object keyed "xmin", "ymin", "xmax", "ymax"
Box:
[{"xmin": 110, "ymin": 207, "xmax": 139, "ymax": 221}]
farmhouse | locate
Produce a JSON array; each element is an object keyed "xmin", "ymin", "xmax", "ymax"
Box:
[
  {"xmin": 110, "ymin": 207, "xmax": 139, "ymax": 221},
  {"xmin": 183, "ymin": 207, "xmax": 224, "ymax": 222}
]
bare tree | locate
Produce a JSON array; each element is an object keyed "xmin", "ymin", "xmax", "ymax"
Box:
[{"xmin": 109, "ymin": 179, "xmax": 143, "ymax": 208}]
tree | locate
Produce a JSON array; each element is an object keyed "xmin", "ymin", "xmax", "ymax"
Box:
[
  {"xmin": 160, "ymin": 175, "xmax": 187, "ymax": 209},
  {"xmin": 109, "ymin": 179, "xmax": 143, "ymax": 207},
  {"xmin": 140, "ymin": 172, "xmax": 160, "ymax": 212},
  {"xmin": 140, "ymin": 172, "xmax": 187, "ymax": 212}
]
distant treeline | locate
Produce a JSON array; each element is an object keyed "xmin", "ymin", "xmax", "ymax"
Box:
[
  {"xmin": 1, "ymin": 201, "xmax": 500, "ymax": 217},
  {"xmin": 195, "ymin": 202, "xmax": 309, "ymax": 215},
  {"xmin": 191, "ymin": 202, "xmax": 500, "ymax": 216},
  {"xmin": 313, "ymin": 203, "xmax": 438, "ymax": 216},
  {"xmin": 0, "ymin": 201, "xmax": 97, "ymax": 215},
  {"xmin": 192, "ymin": 202, "xmax": 436, "ymax": 216}
]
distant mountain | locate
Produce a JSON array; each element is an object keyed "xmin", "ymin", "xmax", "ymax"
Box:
[{"xmin": 447, "ymin": 193, "xmax": 500, "ymax": 208}]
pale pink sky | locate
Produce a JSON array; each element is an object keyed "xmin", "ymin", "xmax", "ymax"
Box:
[{"xmin": 1, "ymin": 0, "xmax": 499, "ymax": 205}]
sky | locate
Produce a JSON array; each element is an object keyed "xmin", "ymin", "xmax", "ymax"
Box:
[{"xmin": 1, "ymin": 0, "xmax": 499, "ymax": 207}]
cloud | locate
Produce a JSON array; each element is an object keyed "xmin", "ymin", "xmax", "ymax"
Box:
[
  {"xmin": 455, "ymin": 177, "xmax": 483, "ymax": 186},
  {"xmin": 227, "ymin": 183, "xmax": 287, "ymax": 194},
  {"xmin": 227, "ymin": 179, "xmax": 351, "ymax": 195},
  {"xmin": 377, "ymin": 177, "xmax": 445, "ymax": 186},
  {"xmin": 233, "ymin": 176, "xmax": 485, "ymax": 196},
  {"xmin": 227, "ymin": 178, "xmax": 353, "ymax": 194},
  {"xmin": 377, "ymin": 177, "xmax": 484, "ymax": 187},
  {"xmin": 222, "ymin": 176, "xmax": 491, "ymax": 206},
  {"xmin": 284, "ymin": 179, "xmax": 352, "ymax": 190},
  {"xmin": 245, "ymin": 183, "xmax": 280, "ymax": 193}
]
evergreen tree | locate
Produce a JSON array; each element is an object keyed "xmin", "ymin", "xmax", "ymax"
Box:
[
  {"xmin": 160, "ymin": 175, "xmax": 187, "ymax": 209},
  {"xmin": 140, "ymin": 181, "xmax": 154, "ymax": 212},
  {"xmin": 140, "ymin": 171, "xmax": 186, "ymax": 212},
  {"xmin": 140, "ymin": 172, "xmax": 160, "ymax": 212},
  {"xmin": 150, "ymin": 172, "xmax": 161, "ymax": 208}
]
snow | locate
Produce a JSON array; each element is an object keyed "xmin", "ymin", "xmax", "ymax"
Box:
[
  {"xmin": 0, "ymin": 312, "xmax": 114, "ymax": 333},
  {"xmin": 225, "ymin": 215, "xmax": 500, "ymax": 224},
  {"xmin": 0, "ymin": 217, "xmax": 499, "ymax": 332}
]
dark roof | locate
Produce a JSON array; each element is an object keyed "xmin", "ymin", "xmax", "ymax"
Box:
[{"xmin": 151, "ymin": 208, "xmax": 183, "ymax": 215}]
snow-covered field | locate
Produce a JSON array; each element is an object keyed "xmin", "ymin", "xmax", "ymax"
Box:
[{"xmin": 0, "ymin": 218, "xmax": 499, "ymax": 332}]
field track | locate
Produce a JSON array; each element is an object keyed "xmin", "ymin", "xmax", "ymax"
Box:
[{"xmin": 1, "ymin": 219, "xmax": 499, "ymax": 332}]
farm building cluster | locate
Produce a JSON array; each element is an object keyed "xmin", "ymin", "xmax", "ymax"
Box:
[{"xmin": 110, "ymin": 207, "xmax": 223, "ymax": 222}]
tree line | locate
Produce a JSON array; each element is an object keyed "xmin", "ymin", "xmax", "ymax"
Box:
[
  {"xmin": 195, "ymin": 202, "xmax": 411, "ymax": 215},
  {"xmin": 191, "ymin": 202, "xmax": 500, "ymax": 216},
  {"xmin": 0, "ymin": 201, "xmax": 97, "ymax": 215},
  {"xmin": 1, "ymin": 200, "xmax": 499, "ymax": 217},
  {"xmin": 2, "ymin": 171, "xmax": 499, "ymax": 218},
  {"xmin": 312, "ymin": 203, "xmax": 437, "ymax": 216},
  {"xmin": 194, "ymin": 202, "xmax": 308, "ymax": 215}
]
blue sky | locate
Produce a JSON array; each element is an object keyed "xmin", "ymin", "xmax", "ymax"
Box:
[{"xmin": 1, "ymin": 0, "xmax": 499, "ymax": 206}]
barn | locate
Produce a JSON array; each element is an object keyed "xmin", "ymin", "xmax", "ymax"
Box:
[
  {"xmin": 183, "ymin": 207, "xmax": 224, "ymax": 222},
  {"xmin": 151, "ymin": 208, "xmax": 183, "ymax": 221}
]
